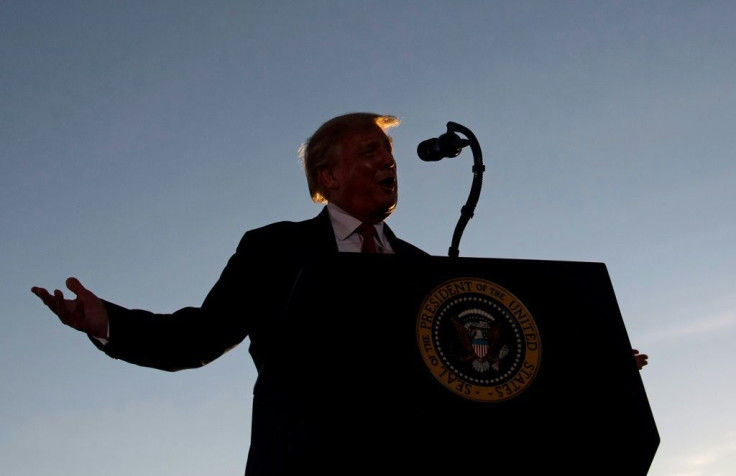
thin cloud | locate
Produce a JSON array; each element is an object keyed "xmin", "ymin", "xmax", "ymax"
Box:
[
  {"xmin": 669, "ymin": 431, "xmax": 736, "ymax": 476},
  {"xmin": 643, "ymin": 310, "xmax": 736, "ymax": 344}
]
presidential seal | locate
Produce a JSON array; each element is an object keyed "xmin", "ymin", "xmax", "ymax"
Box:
[{"xmin": 416, "ymin": 278, "xmax": 541, "ymax": 402}]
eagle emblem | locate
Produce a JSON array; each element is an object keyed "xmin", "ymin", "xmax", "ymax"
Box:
[
  {"xmin": 417, "ymin": 277, "xmax": 541, "ymax": 402},
  {"xmin": 453, "ymin": 309, "xmax": 509, "ymax": 373}
]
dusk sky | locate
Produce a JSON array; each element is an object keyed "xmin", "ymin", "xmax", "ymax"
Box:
[{"xmin": 3, "ymin": 1, "xmax": 735, "ymax": 475}]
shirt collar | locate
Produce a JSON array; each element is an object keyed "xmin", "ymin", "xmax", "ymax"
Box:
[{"xmin": 326, "ymin": 202, "xmax": 388, "ymax": 243}]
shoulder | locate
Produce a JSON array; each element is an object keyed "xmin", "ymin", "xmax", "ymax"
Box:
[
  {"xmin": 250, "ymin": 216, "xmax": 317, "ymax": 235},
  {"xmin": 236, "ymin": 209, "xmax": 330, "ymax": 251}
]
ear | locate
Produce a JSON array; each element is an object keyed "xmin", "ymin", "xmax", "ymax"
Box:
[{"xmin": 318, "ymin": 166, "xmax": 340, "ymax": 191}]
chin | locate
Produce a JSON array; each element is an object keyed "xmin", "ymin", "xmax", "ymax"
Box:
[{"xmin": 382, "ymin": 200, "xmax": 398, "ymax": 218}]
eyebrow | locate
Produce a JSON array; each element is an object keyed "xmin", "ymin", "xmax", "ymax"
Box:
[{"xmin": 361, "ymin": 136, "xmax": 393, "ymax": 148}]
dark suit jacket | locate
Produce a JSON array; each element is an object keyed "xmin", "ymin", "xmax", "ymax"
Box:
[{"xmin": 92, "ymin": 207, "xmax": 427, "ymax": 474}]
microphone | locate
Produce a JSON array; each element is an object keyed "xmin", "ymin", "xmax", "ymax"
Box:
[{"xmin": 417, "ymin": 130, "xmax": 470, "ymax": 162}]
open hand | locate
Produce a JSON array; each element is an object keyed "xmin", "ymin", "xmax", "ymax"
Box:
[{"xmin": 31, "ymin": 277, "xmax": 109, "ymax": 339}]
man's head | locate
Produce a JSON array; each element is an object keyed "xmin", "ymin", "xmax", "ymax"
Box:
[{"xmin": 300, "ymin": 112, "xmax": 400, "ymax": 223}]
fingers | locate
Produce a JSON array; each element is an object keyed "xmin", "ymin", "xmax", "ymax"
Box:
[
  {"xmin": 31, "ymin": 282, "xmax": 78, "ymax": 325},
  {"xmin": 65, "ymin": 277, "xmax": 88, "ymax": 297},
  {"xmin": 33, "ymin": 279, "xmax": 106, "ymax": 335},
  {"xmin": 634, "ymin": 353, "xmax": 649, "ymax": 370},
  {"xmin": 53, "ymin": 288, "xmax": 76, "ymax": 325},
  {"xmin": 31, "ymin": 286, "xmax": 54, "ymax": 306}
]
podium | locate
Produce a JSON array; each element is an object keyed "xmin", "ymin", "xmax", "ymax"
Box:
[{"xmin": 248, "ymin": 253, "xmax": 660, "ymax": 475}]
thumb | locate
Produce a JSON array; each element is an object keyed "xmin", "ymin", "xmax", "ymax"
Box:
[{"xmin": 65, "ymin": 277, "xmax": 91, "ymax": 297}]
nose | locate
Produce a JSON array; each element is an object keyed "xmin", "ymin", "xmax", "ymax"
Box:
[{"xmin": 379, "ymin": 149, "xmax": 396, "ymax": 169}]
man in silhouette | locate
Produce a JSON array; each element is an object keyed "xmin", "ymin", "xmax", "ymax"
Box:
[{"xmin": 31, "ymin": 112, "xmax": 428, "ymax": 474}]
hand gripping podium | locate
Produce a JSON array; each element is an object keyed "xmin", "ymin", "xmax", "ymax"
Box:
[{"xmin": 247, "ymin": 253, "xmax": 660, "ymax": 475}]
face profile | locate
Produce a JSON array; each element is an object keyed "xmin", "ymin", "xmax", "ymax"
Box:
[{"xmin": 319, "ymin": 122, "xmax": 398, "ymax": 223}]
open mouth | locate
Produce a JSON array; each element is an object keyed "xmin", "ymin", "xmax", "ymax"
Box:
[{"xmin": 378, "ymin": 176, "xmax": 396, "ymax": 189}]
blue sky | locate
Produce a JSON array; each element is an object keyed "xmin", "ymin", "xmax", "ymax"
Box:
[{"xmin": 2, "ymin": 1, "xmax": 735, "ymax": 475}]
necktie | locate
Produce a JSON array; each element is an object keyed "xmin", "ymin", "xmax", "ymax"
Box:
[{"xmin": 356, "ymin": 223, "xmax": 378, "ymax": 254}]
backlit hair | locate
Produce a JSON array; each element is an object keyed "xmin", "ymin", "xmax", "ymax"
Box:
[{"xmin": 299, "ymin": 112, "xmax": 400, "ymax": 203}]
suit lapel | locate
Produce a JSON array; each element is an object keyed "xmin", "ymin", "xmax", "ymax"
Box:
[
  {"xmin": 384, "ymin": 223, "xmax": 414, "ymax": 256},
  {"xmin": 303, "ymin": 207, "xmax": 339, "ymax": 255}
]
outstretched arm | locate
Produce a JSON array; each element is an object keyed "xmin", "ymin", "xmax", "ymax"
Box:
[{"xmin": 31, "ymin": 277, "xmax": 109, "ymax": 339}]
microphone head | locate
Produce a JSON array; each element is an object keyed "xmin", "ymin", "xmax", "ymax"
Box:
[
  {"xmin": 417, "ymin": 138, "xmax": 443, "ymax": 161},
  {"xmin": 417, "ymin": 131, "xmax": 469, "ymax": 162}
]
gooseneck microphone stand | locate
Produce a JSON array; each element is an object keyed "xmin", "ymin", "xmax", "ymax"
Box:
[
  {"xmin": 445, "ymin": 122, "xmax": 484, "ymax": 258},
  {"xmin": 417, "ymin": 121, "xmax": 484, "ymax": 258}
]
